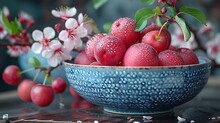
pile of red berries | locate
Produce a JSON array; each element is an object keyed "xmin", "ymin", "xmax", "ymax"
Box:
[{"xmin": 75, "ymin": 17, "xmax": 199, "ymax": 66}]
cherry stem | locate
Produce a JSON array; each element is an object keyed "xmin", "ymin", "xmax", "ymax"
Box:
[
  {"xmin": 19, "ymin": 67, "xmax": 35, "ymax": 75},
  {"xmin": 33, "ymin": 69, "xmax": 41, "ymax": 82},
  {"xmin": 157, "ymin": 21, "xmax": 169, "ymax": 38},
  {"xmin": 43, "ymin": 74, "xmax": 48, "ymax": 85}
]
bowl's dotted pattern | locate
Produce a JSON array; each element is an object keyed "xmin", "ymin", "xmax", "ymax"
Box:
[{"xmin": 65, "ymin": 63, "xmax": 211, "ymax": 114}]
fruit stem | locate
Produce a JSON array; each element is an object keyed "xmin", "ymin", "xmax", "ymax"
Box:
[
  {"xmin": 19, "ymin": 67, "xmax": 35, "ymax": 75},
  {"xmin": 33, "ymin": 69, "xmax": 41, "ymax": 82},
  {"xmin": 59, "ymin": 94, "xmax": 65, "ymax": 109},
  {"xmin": 42, "ymin": 74, "xmax": 48, "ymax": 85},
  {"xmin": 157, "ymin": 21, "xmax": 169, "ymax": 38}
]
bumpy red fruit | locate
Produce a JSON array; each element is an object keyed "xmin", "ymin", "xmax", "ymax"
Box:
[
  {"xmin": 17, "ymin": 79, "xmax": 36, "ymax": 102},
  {"xmin": 2, "ymin": 65, "xmax": 22, "ymax": 85},
  {"xmin": 85, "ymin": 33, "xmax": 107, "ymax": 61},
  {"xmin": 74, "ymin": 51, "xmax": 94, "ymax": 65},
  {"xmin": 94, "ymin": 35, "xmax": 126, "ymax": 66},
  {"xmin": 158, "ymin": 50, "xmax": 184, "ymax": 66},
  {"xmin": 176, "ymin": 48, "xmax": 199, "ymax": 65},
  {"xmin": 123, "ymin": 43, "xmax": 159, "ymax": 66},
  {"xmin": 52, "ymin": 78, "xmax": 67, "ymax": 93},
  {"xmin": 110, "ymin": 17, "xmax": 140, "ymax": 48},
  {"xmin": 141, "ymin": 29, "xmax": 171, "ymax": 53},
  {"xmin": 31, "ymin": 84, "xmax": 54, "ymax": 107}
]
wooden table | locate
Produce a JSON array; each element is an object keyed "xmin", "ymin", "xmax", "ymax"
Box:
[{"xmin": 0, "ymin": 77, "xmax": 220, "ymax": 123}]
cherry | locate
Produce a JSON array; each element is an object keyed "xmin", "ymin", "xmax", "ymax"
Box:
[
  {"xmin": 85, "ymin": 33, "xmax": 108, "ymax": 61},
  {"xmin": 141, "ymin": 29, "xmax": 171, "ymax": 53},
  {"xmin": 31, "ymin": 84, "xmax": 54, "ymax": 107},
  {"xmin": 69, "ymin": 86, "xmax": 83, "ymax": 100},
  {"xmin": 94, "ymin": 35, "xmax": 126, "ymax": 66},
  {"xmin": 158, "ymin": 50, "xmax": 184, "ymax": 66},
  {"xmin": 2, "ymin": 65, "xmax": 22, "ymax": 85},
  {"xmin": 123, "ymin": 43, "xmax": 159, "ymax": 66},
  {"xmin": 74, "ymin": 51, "xmax": 94, "ymax": 65},
  {"xmin": 52, "ymin": 77, "xmax": 67, "ymax": 94},
  {"xmin": 176, "ymin": 48, "xmax": 199, "ymax": 65},
  {"xmin": 17, "ymin": 79, "xmax": 36, "ymax": 102},
  {"xmin": 90, "ymin": 61, "xmax": 102, "ymax": 66},
  {"xmin": 110, "ymin": 17, "xmax": 140, "ymax": 48}
]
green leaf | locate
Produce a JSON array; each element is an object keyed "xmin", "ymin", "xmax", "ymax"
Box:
[
  {"xmin": 179, "ymin": 6, "xmax": 206, "ymax": 25},
  {"xmin": 156, "ymin": 16, "xmax": 162, "ymax": 26},
  {"xmin": 135, "ymin": 8, "xmax": 155, "ymax": 31},
  {"xmin": 0, "ymin": 11, "xmax": 12, "ymax": 34},
  {"xmin": 27, "ymin": 57, "xmax": 41, "ymax": 67},
  {"xmin": 103, "ymin": 22, "xmax": 112, "ymax": 33},
  {"xmin": 154, "ymin": 6, "xmax": 162, "ymax": 15},
  {"xmin": 92, "ymin": 0, "xmax": 108, "ymax": 9},
  {"xmin": 175, "ymin": 16, "xmax": 191, "ymax": 41},
  {"xmin": 140, "ymin": 0, "xmax": 156, "ymax": 5},
  {"xmin": 167, "ymin": 7, "xmax": 176, "ymax": 17}
]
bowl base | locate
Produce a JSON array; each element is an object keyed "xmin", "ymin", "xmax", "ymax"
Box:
[{"xmin": 104, "ymin": 107, "xmax": 173, "ymax": 115}]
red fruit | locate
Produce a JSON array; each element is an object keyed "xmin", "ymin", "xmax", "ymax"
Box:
[
  {"xmin": 79, "ymin": 100, "xmax": 95, "ymax": 109},
  {"xmin": 123, "ymin": 43, "xmax": 159, "ymax": 66},
  {"xmin": 74, "ymin": 51, "xmax": 94, "ymax": 65},
  {"xmin": 168, "ymin": 45, "xmax": 177, "ymax": 50},
  {"xmin": 31, "ymin": 84, "xmax": 54, "ymax": 107},
  {"xmin": 17, "ymin": 79, "xmax": 36, "ymax": 102},
  {"xmin": 85, "ymin": 33, "xmax": 107, "ymax": 61},
  {"xmin": 94, "ymin": 35, "xmax": 126, "ymax": 66},
  {"xmin": 141, "ymin": 29, "xmax": 171, "ymax": 53},
  {"xmin": 110, "ymin": 17, "xmax": 140, "ymax": 48},
  {"xmin": 158, "ymin": 50, "xmax": 184, "ymax": 66},
  {"xmin": 140, "ymin": 23, "xmax": 160, "ymax": 38},
  {"xmin": 52, "ymin": 78, "xmax": 67, "ymax": 93},
  {"xmin": 176, "ymin": 48, "xmax": 199, "ymax": 65},
  {"xmin": 69, "ymin": 86, "xmax": 83, "ymax": 100},
  {"xmin": 2, "ymin": 65, "xmax": 22, "ymax": 85},
  {"xmin": 90, "ymin": 61, "xmax": 102, "ymax": 66}
]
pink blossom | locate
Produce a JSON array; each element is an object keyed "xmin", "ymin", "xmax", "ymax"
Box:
[
  {"xmin": 3, "ymin": 6, "xmax": 9, "ymax": 17},
  {"xmin": 51, "ymin": 7, "xmax": 77, "ymax": 20},
  {"xmin": 206, "ymin": 34, "xmax": 220, "ymax": 64},
  {"xmin": 171, "ymin": 23, "xmax": 197, "ymax": 49},
  {"xmin": 58, "ymin": 18, "xmax": 87, "ymax": 51},
  {"xmin": 199, "ymin": 22, "xmax": 213, "ymax": 35},
  {"xmin": 42, "ymin": 40, "xmax": 72, "ymax": 67},
  {"xmin": 77, "ymin": 13, "xmax": 93, "ymax": 35},
  {"xmin": 0, "ymin": 24, "xmax": 7, "ymax": 39},
  {"xmin": 31, "ymin": 27, "xmax": 55, "ymax": 54},
  {"xmin": 7, "ymin": 46, "xmax": 30, "ymax": 57},
  {"xmin": 18, "ymin": 11, "xmax": 33, "ymax": 24}
]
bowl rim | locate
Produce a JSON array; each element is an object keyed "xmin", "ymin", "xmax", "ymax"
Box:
[{"xmin": 63, "ymin": 57, "xmax": 211, "ymax": 69}]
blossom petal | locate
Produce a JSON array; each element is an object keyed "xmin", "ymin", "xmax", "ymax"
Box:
[
  {"xmin": 51, "ymin": 10, "xmax": 59, "ymax": 18},
  {"xmin": 65, "ymin": 18, "xmax": 78, "ymax": 29},
  {"xmin": 66, "ymin": 7, "xmax": 77, "ymax": 17},
  {"xmin": 73, "ymin": 37, "xmax": 83, "ymax": 48},
  {"xmin": 58, "ymin": 30, "xmax": 68, "ymax": 41},
  {"xmin": 63, "ymin": 39, "xmax": 75, "ymax": 51},
  {"xmin": 76, "ymin": 26, "xmax": 87, "ymax": 37},
  {"xmin": 42, "ymin": 50, "xmax": 53, "ymax": 59},
  {"xmin": 78, "ymin": 13, "xmax": 83, "ymax": 24},
  {"xmin": 48, "ymin": 56, "xmax": 59, "ymax": 67},
  {"xmin": 43, "ymin": 27, "xmax": 55, "ymax": 39},
  {"xmin": 32, "ymin": 30, "xmax": 43, "ymax": 41},
  {"xmin": 31, "ymin": 42, "xmax": 43, "ymax": 54}
]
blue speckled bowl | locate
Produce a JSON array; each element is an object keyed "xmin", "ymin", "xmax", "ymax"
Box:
[{"xmin": 63, "ymin": 57, "xmax": 211, "ymax": 115}]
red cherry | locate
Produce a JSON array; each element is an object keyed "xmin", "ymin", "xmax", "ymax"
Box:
[
  {"xmin": 110, "ymin": 17, "xmax": 140, "ymax": 48},
  {"xmin": 69, "ymin": 86, "xmax": 83, "ymax": 100},
  {"xmin": 31, "ymin": 84, "xmax": 54, "ymax": 107},
  {"xmin": 52, "ymin": 78, "xmax": 67, "ymax": 94},
  {"xmin": 176, "ymin": 48, "xmax": 199, "ymax": 65},
  {"xmin": 17, "ymin": 79, "xmax": 37, "ymax": 102},
  {"xmin": 74, "ymin": 51, "xmax": 94, "ymax": 65},
  {"xmin": 158, "ymin": 50, "xmax": 184, "ymax": 66},
  {"xmin": 123, "ymin": 43, "xmax": 159, "ymax": 66},
  {"xmin": 2, "ymin": 65, "xmax": 22, "ymax": 85},
  {"xmin": 141, "ymin": 29, "xmax": 171, "ymax": 53},
  {"xmin": 94, "ymin": 35, "xmax": 126, "ymax": 66}
]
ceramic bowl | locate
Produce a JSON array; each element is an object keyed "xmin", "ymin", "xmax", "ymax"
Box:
[{"xmin": 63, "ymin": 57, "xmax": 211, "ymax": 115}]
